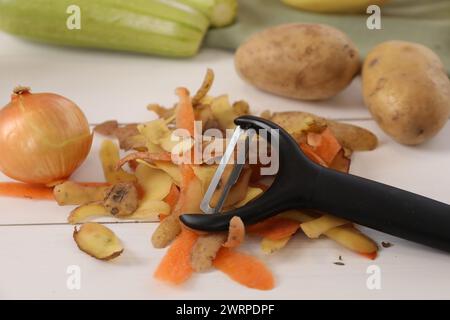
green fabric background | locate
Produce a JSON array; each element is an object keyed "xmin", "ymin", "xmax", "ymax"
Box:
[{"xmin": 205, "ymin": 0, "xmax": 450, "ymax": 73}]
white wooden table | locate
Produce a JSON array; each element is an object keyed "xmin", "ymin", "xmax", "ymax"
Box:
[{"xmin": 1, "ymin": 33, "xmax": 450, "ymax": 300}]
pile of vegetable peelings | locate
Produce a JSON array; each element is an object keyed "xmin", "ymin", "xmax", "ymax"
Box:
[{"xmin": 1, "ymin": 70, "xmax": 379, "ymax": 290}]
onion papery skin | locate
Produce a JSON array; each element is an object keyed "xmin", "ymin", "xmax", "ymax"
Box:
[{"xmin": 0, "ymin": 90, "xmax": 92, "ymax": 185}]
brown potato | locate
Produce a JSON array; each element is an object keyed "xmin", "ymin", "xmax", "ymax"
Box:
[
  {"xmin": 235, "ymin": 23, "xmax": 360, "ymax": 100},
  {"xmin": 362, "ymin": 41, "xmax": 450, "ymax": 145}
]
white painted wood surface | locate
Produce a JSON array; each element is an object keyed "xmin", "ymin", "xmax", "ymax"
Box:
[{"xmin": 1, "ymin": 33, "xmax": 450, "ymax": 300}]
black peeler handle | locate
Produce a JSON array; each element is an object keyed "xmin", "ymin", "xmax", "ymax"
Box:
[
  {"xmin": 310, "ymin": 167, "xmax": 450, "ymax": 252},
  {"xmin": 180, "ymin": 115, "xmax": 450, "ymax": 253}
]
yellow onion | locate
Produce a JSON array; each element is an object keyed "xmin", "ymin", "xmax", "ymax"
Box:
[{"xmin": 0, "ymin": 87, "xmax": 92, "ymax": 185}]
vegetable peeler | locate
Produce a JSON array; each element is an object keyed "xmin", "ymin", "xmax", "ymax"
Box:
[{"xmin": 180, "ymin": 115, "xmax": 450, "ymax": 253}]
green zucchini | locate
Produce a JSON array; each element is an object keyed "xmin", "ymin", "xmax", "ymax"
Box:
[
  {"xmin": 179, "ymin": 0, "xmax": 238, "ymax": 27},
  {"xmin": 0, "ymin": 0, "xmax": 213, "ymax": 57}
]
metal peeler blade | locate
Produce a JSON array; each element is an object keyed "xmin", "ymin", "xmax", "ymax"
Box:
[{"xmin": 200, "ymin": 126, "xmax": 254, "ymax": 214}]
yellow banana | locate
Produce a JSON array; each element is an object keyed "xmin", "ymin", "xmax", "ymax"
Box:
[{"xmin": 282, "ymin": 0, "xmax": 390, "ymax": 14}]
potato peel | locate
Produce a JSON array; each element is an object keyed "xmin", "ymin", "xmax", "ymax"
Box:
[
  {"xmin": 192, "ymin": 68, "xmax": 214, "ymax": 105},
  {"xmin": 223, "ymin": 216, "xmax": 245, "ymax": 248},
  {"xmin": 152, "ymin": 161, "xmax": 182, "ymax": 186},
  {"xmin": 195, "ymin": 104, "xmax": 218, "ymax": 131},
  {"xmin": 235, "ymin": 187, "xmax": 263, "ymax": 208},
  {"xmin": 73, "ymin": 223, "xmax": 123, "ymax": 260},
  {"xmin": 325, "ymin": 225, "xmax": 378, "ymax": 255},
  {"xmin": 114, "ymin": 124, "xmax": 144, "ymax": 151},
  {"xmin": 270, "ymin": 111, "xmax": 378, "ymax": 151},
  {"xmin": 152, "ymin": 165, "xmax": 203, "ymax": 248},
  {"xmin": 103, "ymin": 182, "xmax": 139, "ymax": 217},
  {"xmin": 192, "ymin": 164, "xmax": 218, "ymax": 193},
  {"xmin": 151, "ymin": 214, "xmax": 182, "ymax": 249},
  {"xmin": 100, "ymin": 140, "xmax": 136, "ymax": 184},
  {"xmin": 54, "ymin": 181, "xmax": 109, "ymax": 206},
  {"xmin": 147, "ymin": 104, "xmax": 176, "ymax": 120},
  {"xmin": 327, "ymin": 121, "xmax": 378, "ymax": 151},
  {"xmin": 124, "ymin": 199, "xmax": 170, "ymax": 221},
  {"xmin": 191, "ymin": 233, "xmax": 227, "ymax": 272},
  {"xmin": 138, "ymin": 119, "xmax": 172, "ymax": 148},
  {"xmin": 210, "ymin": 168, "xmax": 252, "ymax": 209},
  {"xmin": 135, "ymin": 164, "xmax": 173, "ymax": 201},
  {"xmin": 119, "ymin": 134, "xmax": 147, "ymax": 152},
  {"xmin": 210, "ymin": 95, "xmax": 237, "ymax": 130},
  {"xmin": 301, "ymin": 214, "xmax": 349, "ymax": 239},
  {"xmin": 117, "ymin": 152, "xmax": 171, "ymax": 170},
  {"xmin": 68, "ymin": 202, "xmax": 109, "ymax": 224},
  {"xmin": 280, "ymin": 210, "xmax": 378, "ymax": 255},
  {"xmin": 261, "ymin": 237, "xmax": 291, "ymax": 254},
  {"xmin": 94, "ymin": 120, "xmax": 119, "ymax": 136},
  {"xmin": 232, "ymin": 100, "xmax": 250, "ymax": 117}
]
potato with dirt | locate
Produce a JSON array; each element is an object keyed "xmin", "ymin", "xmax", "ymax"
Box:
[
  {"xmin": 234, "ymin": 23, "xmax": 360, "ymax": 100},
  {"xmin": 362, "ymin": 41, "xmax": 450, "ymax": 145}
]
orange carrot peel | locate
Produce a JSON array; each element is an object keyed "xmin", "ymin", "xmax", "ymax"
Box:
[
  {"xmin": 175, "ymin": 87, "xmax": 196, "ymax": 137},
  {"xmin": 213, "ymin": 247, "xmax": 275, "ymax": 290},
  {"xmin": 164, "ymin": 184, "xmax": 180, "ymax": 211},
  {"xmin": 0, "ymin": 182, "xmax": 54, "ymax": 200},
  {"xmin": 307, "ymin": 128, "xmax": 342, "ymax": 165},
  {"xmin": 154, "ymin": 229, "xmax": 198, "ymax": 285}
]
